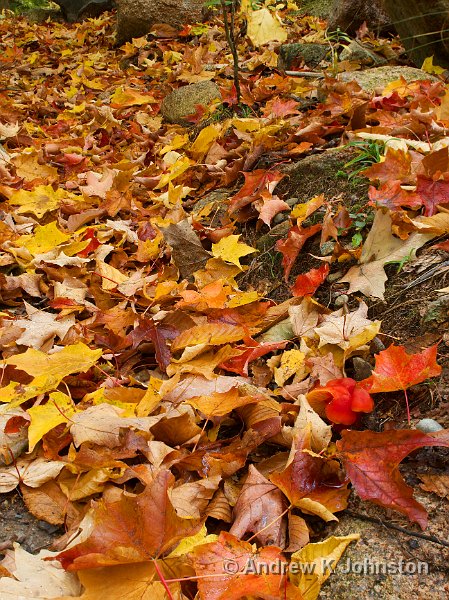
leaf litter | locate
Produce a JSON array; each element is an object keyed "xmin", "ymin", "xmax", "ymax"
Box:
[{"xmin": 0, "ymin": 3, "xmax": 448, "ymax": 599}]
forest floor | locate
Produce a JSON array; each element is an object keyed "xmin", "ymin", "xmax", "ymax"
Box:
[{"xmin": 0, "ymin": 6, "xmax": 448, "ymax": 599}]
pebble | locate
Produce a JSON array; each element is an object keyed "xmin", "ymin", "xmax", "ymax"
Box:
[
  {"xmin": 416, "ymin": 418, "xmax": 443, "ymax": 433},
  {"xmin": 334, "ymin": 294, "xmax": 348, "ymax": 308}
]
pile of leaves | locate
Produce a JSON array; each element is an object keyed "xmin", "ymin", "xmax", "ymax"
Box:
[{"xmin": 0, "ymin": 3, "xmax": 449, "ymax": 599}]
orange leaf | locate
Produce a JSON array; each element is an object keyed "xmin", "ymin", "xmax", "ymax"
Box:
[
  {"xmin": 337, "ymin": 429, "xmax": 449, "ymax": 528},
  {"xmin": 361, "ymin": 344, "xmax": 441, "ymax": 394},
  {"xmin": 171, "ymin": 323, "xmax": 247, "ymax": 351},
  {"xmin": 276, "ymin": 224, "xmax": 322, "ymax": 281},
  {"xmin": 55, "ymin": 470, "xmax": 201, "ymax": 570},
  {"xmin": 191, "ymin": 532, "xmax": 302, "ymax": 600},
  {"xmin": 291, "ymin": 263, "xmax": 329, "ymax": 297}
]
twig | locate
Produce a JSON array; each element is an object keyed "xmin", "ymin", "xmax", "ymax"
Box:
[
  {"xmin": 221, "ymin": 0, "xmax": 241, "ymax": 104},
  {"xmin": 285, "ymin": 71, "xmax": 325, "ymax": 78},
  {"xmin": 345, "ymin": 510, "xmax": 449, "ymax": 547}
]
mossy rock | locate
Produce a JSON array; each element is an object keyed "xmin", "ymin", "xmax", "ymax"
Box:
[
  {"xmin": 278, "ymin": 43, "xmax": 328, "ymax": 71},
  {"xmin": 160, "ymin": 81, "xmax": 221, "ymax": 126},
  {"xmin": 339, "ymin": 66, "xmax": 438, "ymax": 93}
]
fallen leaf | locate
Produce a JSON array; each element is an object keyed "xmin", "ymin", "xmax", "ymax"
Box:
[
  {"xmin": 211, "ymin": 235, "xmax": 257, "ymax": 269},
  {"xmin": 337, "ymin": 429, "xmax": 449, "ymax": 528}
]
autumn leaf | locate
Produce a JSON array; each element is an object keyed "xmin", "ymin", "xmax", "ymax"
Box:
[
  {"xmin": 415, "ymin": 175, "xmax": 449, "ymax": 216},
  {"xmin": 337, "ymin": 429, "xmax": 449, "ymax": 528},
  {"xmin": 211, "ymin": 234, "xmax": 257, "ymax": 269},
  {"xmin": 56, "ymin": 469, "xmax": 202, "ymax": 570},
  {"xmin": 362, "ymin": 147, "xmax": 412, "ymax": 185},
  {"xmin": 360, "ymin": 343, "xmax": 441, "ymax": 421},
  {"xmin": 276, "ymin": 223, "xmax": 322, "ymax": 281},
  {"xmin": 245, "ymin": 7, "xmax": 288, "ymax": 47},
  {"xmin": 7, "ymin": 185, "xmax": 80, "ymax": 218},
  {"xmin": 292, "ymin": 263, "xmax": 330, "ymax": 297},
  {"xmin": 228, "ymin": 170, "xmax": 284, "ymax": 215},
  {"xmin": 191, "ymin": 532, "xmax": 301, "ymax": 600}
]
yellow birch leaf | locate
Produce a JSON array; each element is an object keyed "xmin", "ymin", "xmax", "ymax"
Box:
[{"xmin": 211, "ymin": 235, "xmax": 257, "ymax": 269}]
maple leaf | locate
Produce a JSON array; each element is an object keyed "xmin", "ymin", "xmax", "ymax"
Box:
[
  {"xmin": 7, "ymin": 185, "xmax": 80, "ymax": 218},
  {"xmin": 191, "ymin": 532, "xmax": 301, "ymax": 600},
  {"xmin": 368, "ymin": 180, "xmax": 422, "ymax": 211},
  {"xmin": 229, "ymin": 465, "xmax": 287, "ymax": 546},
  {"xmin": 360, "ymin": 343, "xmax": 441, "ymax": 421},
  {"xmin": 262, "ymin": 97, "xmax": 300, "ymax": 118},
  {"xmin": 415, "ymin": 175, "xmax": 449, "ymax": 216},
  {"xmin": 14, "ymin": 302, "xmax": 75, "ymax": 349},
  {"xmin": 362, "ymin": 147, "xmax": 412, "ymax": 184},
  {"xmin": 292, "ymin": 263, "xmax": 330, "ymax": 297},
  {"xmin": 211, "ymin": 235, "xmax": 257, "ymax": 269},
  {"xmin": 56, "ymin": 469, "xmax": 202, "ymax": 570},
  {"xmin": 245, "ymin": 7, "xmax": 288, "ymax": 47},
  {"xmin": 228, "ymin": 170, "xmax": 284, "ymax": 215},
  {"xmin": 336, "ymin": 429, "xmax": 449, "ymax": 528},
  {"xmin": 187, "ymin": 387, "xmax": 260, "ymax": 418},
  {"xmin": 276, "ymin": 223, "xmax": 322, "ymax": 281}
]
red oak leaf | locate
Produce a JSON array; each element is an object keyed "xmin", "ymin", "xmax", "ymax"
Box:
[
  {"xmin": 276, "ymin": 223, "xmax": 322, "ymax": 281},
  {"xmin": 307, "ymin": 378, "xmax": 373, "ymax": 425},
  {"xmin": 191, "ymin": 532, "xmax": 302, "ymax": 600},
  {"xmin": 416, "ymin": 175, "xmax": 449, "ymax": 216},
  {"xmin": 292, "ymin": 263, "xmax": 330, "ymax": 297},
  {"xmin": 337, "ymin": 429, "xmax": 449, "ymax": 528}
]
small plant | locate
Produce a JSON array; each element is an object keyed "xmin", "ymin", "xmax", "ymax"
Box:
[
  {"xmin": 337, "ymin": 140, "xmax": 385, "ymax": 183},
  {"xmin": 348, "ymin": 208, "xmax": 374, "ymax": 248}
]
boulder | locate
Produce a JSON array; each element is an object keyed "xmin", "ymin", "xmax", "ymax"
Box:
[
  {"xmin": 339, "ymin": 40, "xmax": 386, "ymax": 66},
  {"xmin": 327, "ymin": 0, "xmax": 390, "ymax": 34},
  {"xmin": 339, "ymin": 65, "xmax": 438, "ymax": 93},
  {"xmin": 53, "ymin": 0, "xmax": 113, "ymax": 22},
  {"xmin": 298, "ymin": 0, "xmax": 333, "ymax": 19},
  {"xmin": 278, "ymin": 43, "xmax": 328, "ymax": 71},
  {"xmin": 116, "ymin": 0, "xmax": 206, "ymax": 45},
  {"xmin": 160, "ymin": 81, "xmax": 221, "ymax": 125}
]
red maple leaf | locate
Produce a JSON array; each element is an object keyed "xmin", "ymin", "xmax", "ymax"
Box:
[
  {"xmin": 337, "ymin": 429, "xmax": 449, "ymax": 528},
  {"xmin": 416, "ymin": 175, "xmax": 449, "ymax": 216},
  {"xmin": 362, "ymin": 148, "xmax": 412, "ymax": 185},
  {"xmin": 368, "ymin": 181, "xmax": 421, "ymax": 211},
  {"xmin": 291, "ymin": 263, "xmax": 330, "ymax": 297},
  {"xmin": 360, "ymin": 344, "xmax": 441, "ymax": 421},
  {"xmin": 276, "ymin": 223, "xmax": 322, "ymax": 281}
]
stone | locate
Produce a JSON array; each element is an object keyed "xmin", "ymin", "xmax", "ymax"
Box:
[
  {"xmin": 298, "ymin": 0, "xmax": 333, "ymax": 19},
  {"xmin": 339, "ymin": 40, "xmax": 386, "ymax": 66},
  {"xmin": 116, "ymin": 0, "xmax": 207, "ymax": 45},
  {"xmin": 327, "ymin": 0, "xmax": 390, "ymax": 35},
  {"xmin": 339, "ymin": 65, "xmax": 438, "ymax": 93},
  {"xmin": 352, "ymin": 356, "xmax": 373, "ymax": 380},
  {"xmin": 53, "ymin": 0, "xmax": 113, "ymax": 22},
  {"xmin": 416, "ymin": 418, "xmax": 443, "ymax": 433},
  {"xmin": 421, "ymin": 294, "xmax": 449, "ymax": 331},
  {"xmin": 278, "ymin": 43, "xmax": 328, "ymax": 71},
  {"xmin": 160, "ymin": 81, "xmax": 221, "ymax": 125}
]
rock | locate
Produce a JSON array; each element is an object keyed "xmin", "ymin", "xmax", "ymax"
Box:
[
  {"xmin": 53, "ymin": 0, "xmax": 113, "ymax": 22},
  {"xmin": 278, "ymin": 43, "xmax": 328, "ymax": 71},
  {"xmin": 23, "ymin": 7, "xmax": 62, "ymax": 22},
  {"xmin": 421, "ymin": 295, "xmax": 449, "ymax": 331},
  {"xmin": 327, "ymin": 0, "xmax": 390, "ymax": 35},
  {"xmin": 298, "ymin": 0, "xmax": 333, "ymax": 19},
  {"xmin": 334, "ymin": 294, "xmax": 349, "ymax": 308},
  {"xmin": 340, "ymin": 40, "xmax": 386, "ymax": 66},
  {"xmin": 339, "ymin": 66, "xmax": 438, "ymax": 93},
  {"xmin": 416, "ymin": 418, "xmax": 443, "ymax": 433},
  {"xmin": 352, "ymin": 356, "xmax": 373, "ymax": 380},
  {"xmin": 278, "ymin": 146, "xmax": 367, "ymax": 202},
  {"xmin": 160, "ymin": 81, "xmax": 221, "ymax": 125},
  {"xmin": 116, "ymin": 0, "xmax": 207, "ymax": 45}
]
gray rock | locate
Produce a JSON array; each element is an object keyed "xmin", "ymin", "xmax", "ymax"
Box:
[
  {"xmin": 339, "ymin": 66, "xmax": 438, "ymax": 94},
  {"xmin": 278, "ymin": 43, "xmax": 328, "ymax": 71},
  {"xmin": 53, "ymin": 0, "xmax": 113, "ymax": 22},
  {"xmin": 160, "ymin": 81, "xmax": 221, "ymax": 126},
  {"xmin": 327, "ymin": 0, "xmax": 390, "ymax": 35},
  {"xmin": 352, "ymin": 356, "xmax": 373, "ymax": 381},
  {"xmin": 421, "ymin": 294, "xmax": 449, "ymax": 331},
  {"xmin": 416, "ymin": 418, "xmax": 443, "ymax": 433},
  {"xmin": 297, "ymin": 0, "xmax": 333, "ymax": 18},
  {"xmin": 116, "ymin": 0, "xmax": 207, "ymax": 45},
  {"xmin": 340, "ymin": 41, "xmax": 386, "ymax": 66}
]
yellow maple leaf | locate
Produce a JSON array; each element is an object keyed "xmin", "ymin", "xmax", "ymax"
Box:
[
  {"xmin": 110, "ymin": 86, "xmax": 155, "ymax": 108},
  {"xmin": 7, "ymin": 185, "xmax": 80, "ymax": 218},
  {"xmin": 27, "ymin": 391, "xmax": 76, "ymax": 452},
  {"xmin": 17, "ymin": 221, "xmax": 70, "ymax": 256},
  {"xmin": 211, "ymin": 235, "xmax": 257, "ymax": 269},
  {"xmin": 0, "ymin": 343, "xmax": 102, "ymax": 408},
  {"xmin": 246, "ymin": 7, "xmax": 287, "ymax": 47},
  {"xmin": 290, "ymin": 534, "xmax": 360, "ymax": 600},
  {"xmin": 11, "ymin": 150, "xmax": 58, "ymax": 182},
  {"xmin": 189, "ymin": 124, "xmax": 222, "ymax": 160}
]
